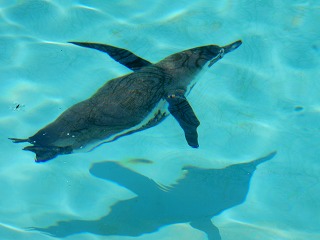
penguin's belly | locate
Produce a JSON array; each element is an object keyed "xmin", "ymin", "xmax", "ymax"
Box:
[{"xmin": 75, "ymin": 99, "xmax": 169, "ymax": 152}]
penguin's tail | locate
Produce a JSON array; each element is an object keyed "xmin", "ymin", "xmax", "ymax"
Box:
[{"xmin": 9, "ymin": 137, "xmax": 29, "ymax": 143}]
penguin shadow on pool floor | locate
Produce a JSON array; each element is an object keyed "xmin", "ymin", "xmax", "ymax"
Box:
[{"xmin": 33, "ymin": 151, "xmax": 276, "ymax": 240}]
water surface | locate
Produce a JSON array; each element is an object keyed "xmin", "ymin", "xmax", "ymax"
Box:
[{"xmin": 0, "ymin": 1, "xmax": 319, "ymax": 239}]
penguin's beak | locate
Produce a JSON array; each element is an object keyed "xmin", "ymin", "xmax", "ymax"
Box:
[{"xmin": 223, "ymin": 40, "xmax": 242, "ymax": 54}]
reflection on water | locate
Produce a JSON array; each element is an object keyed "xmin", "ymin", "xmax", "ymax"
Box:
[{"xmin": 33, "ymin": 151, "xmax": 276, "ymax": 240}]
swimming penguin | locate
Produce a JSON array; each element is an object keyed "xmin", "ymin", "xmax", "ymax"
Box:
[{"xmin": 10, "ymin": 40, "xmax": 242, "ymax": 162}]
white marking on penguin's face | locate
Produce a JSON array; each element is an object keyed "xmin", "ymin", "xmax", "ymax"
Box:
[{"xmin": 208, "ymin": 48, "xmax": 225, "ymax": 67}]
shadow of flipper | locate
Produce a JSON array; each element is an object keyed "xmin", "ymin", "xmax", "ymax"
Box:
[
  {"xmin": 190, "ymin": 219, "xmax": 221, "ymax": 240},
  {"xmin": 89, "ymin": 161, "xmax": 162, "ymax": 196}
]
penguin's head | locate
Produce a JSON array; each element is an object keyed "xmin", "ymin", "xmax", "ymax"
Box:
[
  {"xmin": 157, "ymin": 40, "xmax": 242, "ymax": 71},
  {"xmin": 189, "ymin": 40, "xmax": 242, "ymax": 68}
]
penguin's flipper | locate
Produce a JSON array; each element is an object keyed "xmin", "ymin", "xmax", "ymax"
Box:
[
  {"xmin": 69, "ymin": 42, "xmax": 152, "ymax": 71},
  {"xmin": 166, "ymin": 93, "xmax": 200, "ymax": 148}
]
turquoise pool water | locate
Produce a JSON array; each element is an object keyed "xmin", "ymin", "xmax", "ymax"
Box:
[{"xmin": 1, "ymin": 0, "xmax": 320, "ymax": 239}]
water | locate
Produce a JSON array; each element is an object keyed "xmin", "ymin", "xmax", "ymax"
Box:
[{"xmin": 0, "ymin": 0, "xmax": 319, "ymax": 239}]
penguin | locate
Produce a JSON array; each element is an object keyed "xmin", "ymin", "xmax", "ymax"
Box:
[{"xmin": 10, "ymin": 40, "xmax": 242, "ymax": 162}]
